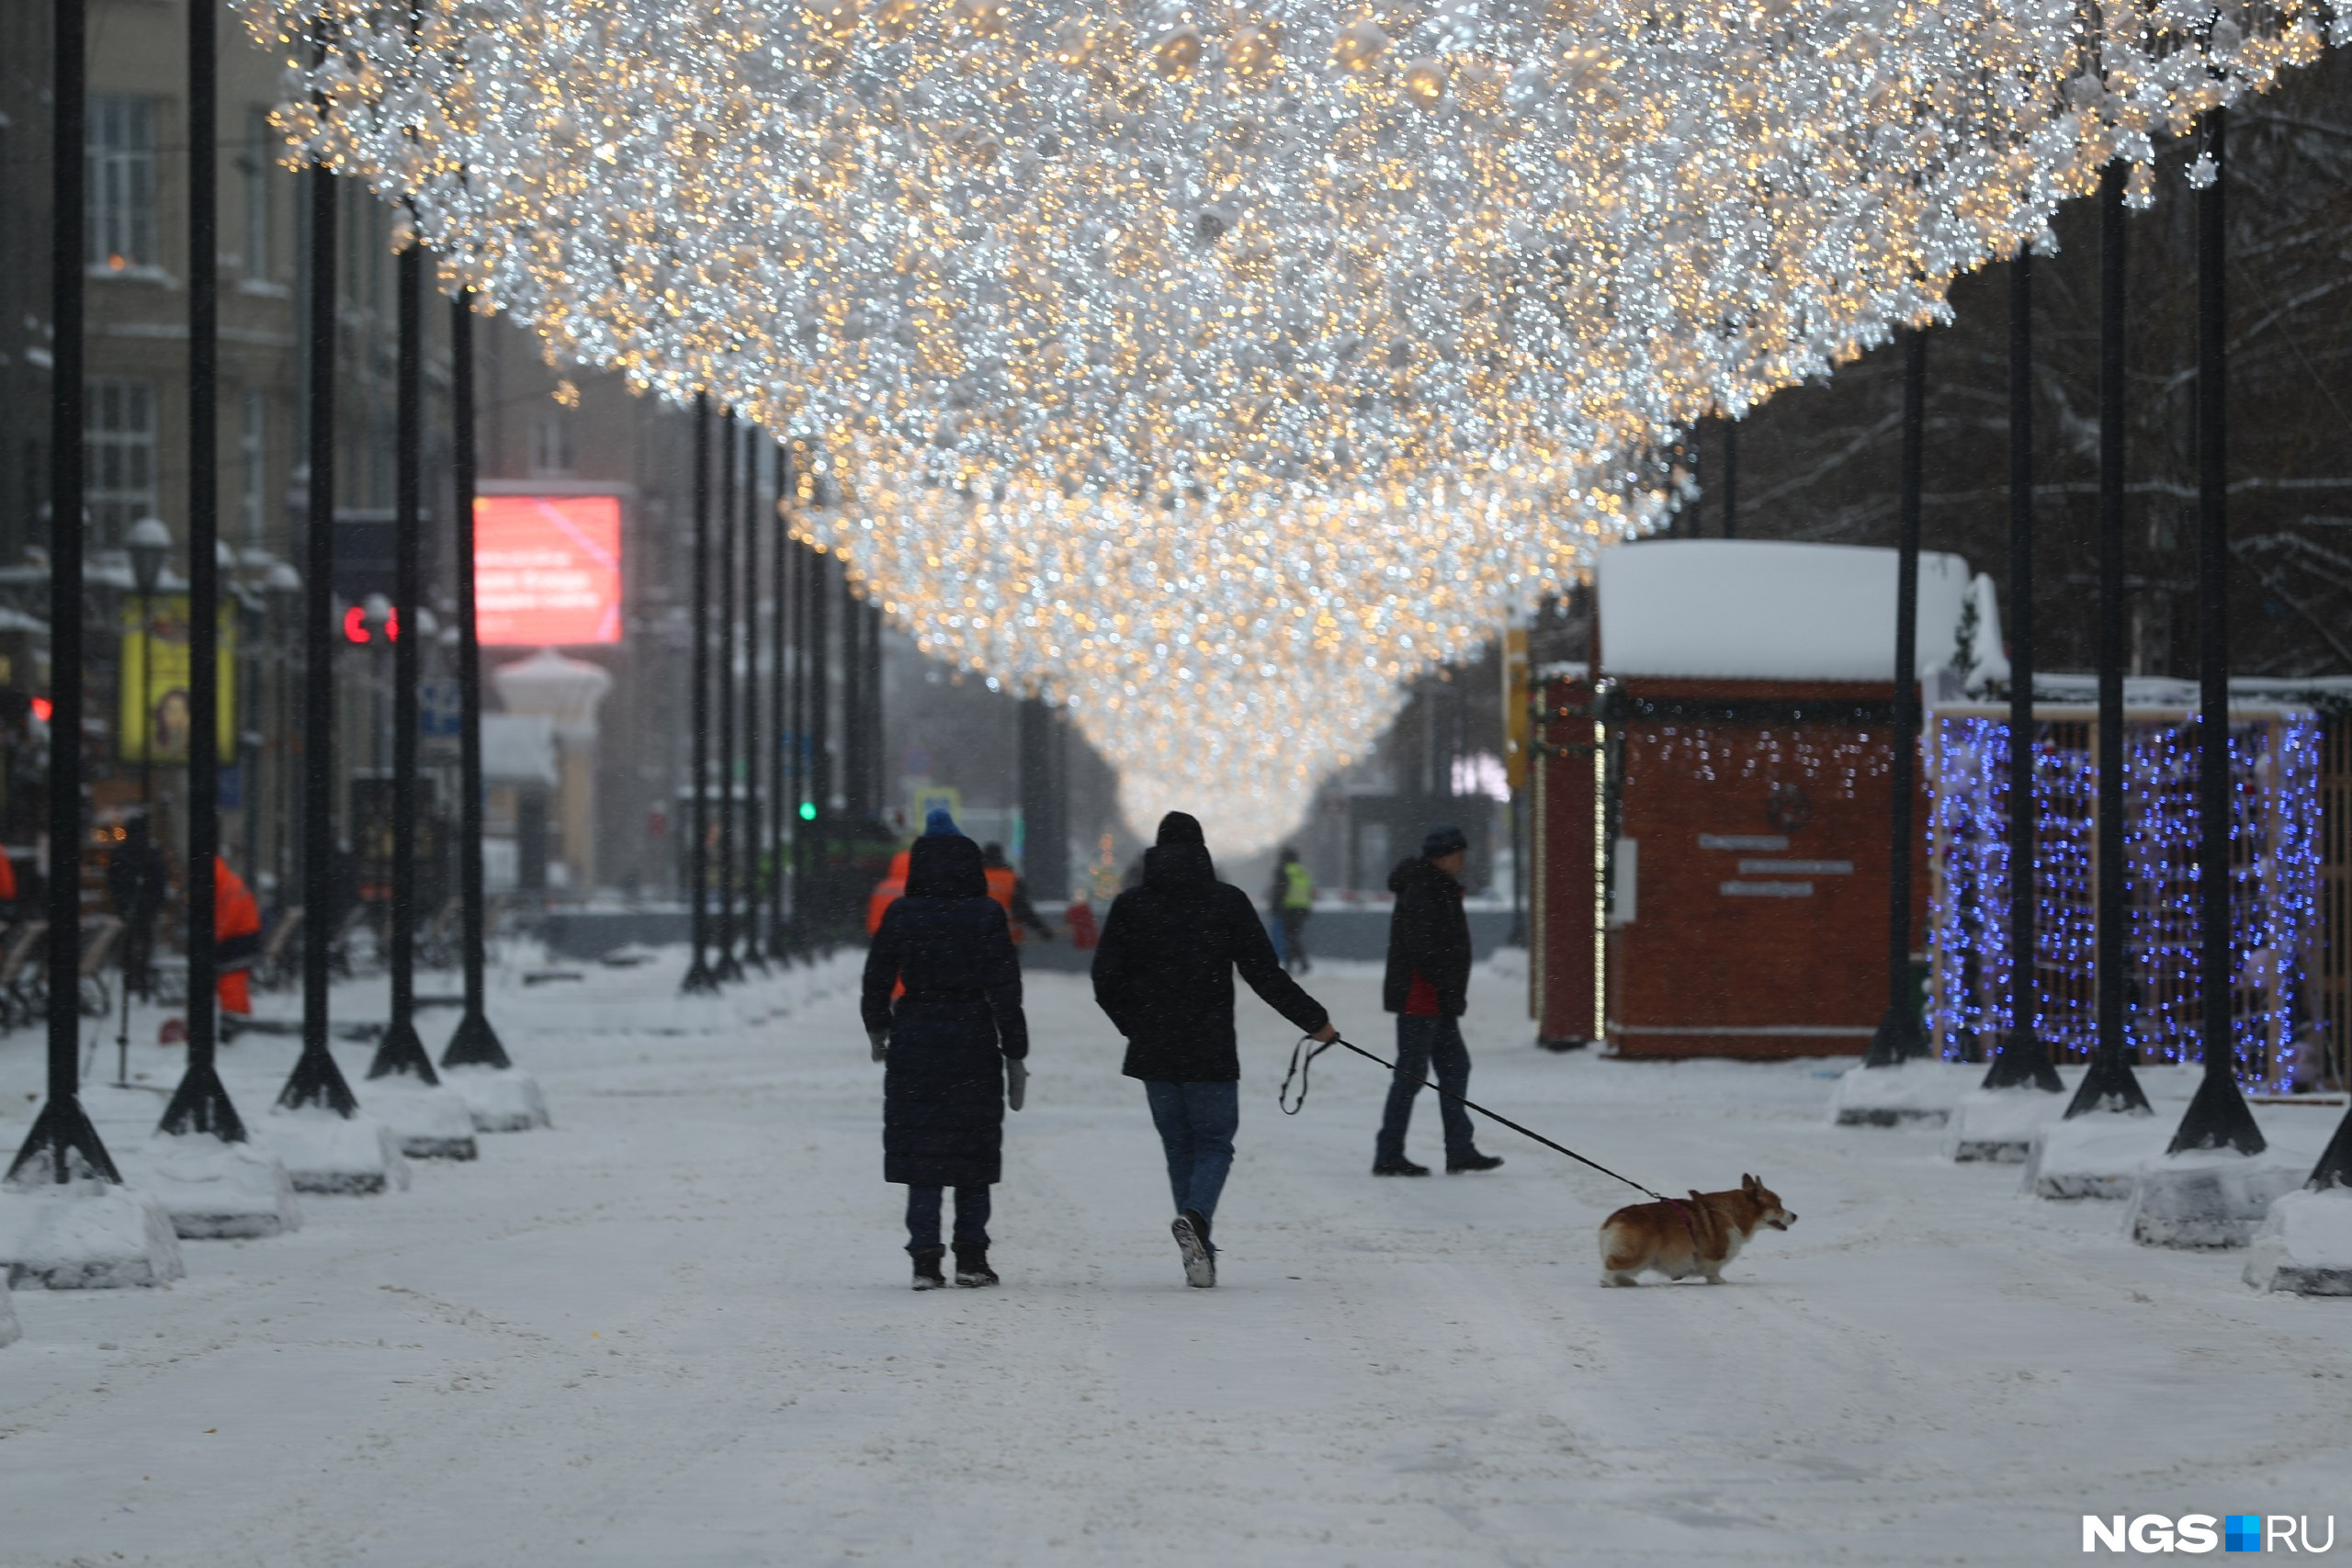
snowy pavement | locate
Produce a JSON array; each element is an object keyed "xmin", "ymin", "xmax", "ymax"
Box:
[{"xmin": 2, "ymin": 953, "xmax": 2347, "ymax": 1567}]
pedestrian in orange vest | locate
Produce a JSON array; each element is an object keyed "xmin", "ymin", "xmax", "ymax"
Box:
[
  {"xmin": 980, "ymin": 842, "xmax": 1055, "ymax": 944},
  {"xmin": 214, "ymin": 855, "xmax": 261, "ymax": 1017}
]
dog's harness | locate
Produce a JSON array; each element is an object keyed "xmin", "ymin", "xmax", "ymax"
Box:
[
  {"xmin": 1281, "ymin": 1033, "xmax": 1680, "ymax": 1207},
  {"xmin": 1660, "ymin": 1195, "xmax": 1706, "ymax": 1249}
]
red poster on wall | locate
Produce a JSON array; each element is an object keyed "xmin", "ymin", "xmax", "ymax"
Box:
[{"xmin": 475, "ymin": 494, "xmax": 623, "ymax": 645}]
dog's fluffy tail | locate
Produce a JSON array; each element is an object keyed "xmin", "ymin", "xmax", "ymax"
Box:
[{"xmin": 1596, "ymin": 1218, "xmax": 1644, "ymax": 1277}]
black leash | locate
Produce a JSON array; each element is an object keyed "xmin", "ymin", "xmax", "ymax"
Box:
[{"xmin": 1280, "ymin": 1032, "xmax": 1674, "ymax": 1206}]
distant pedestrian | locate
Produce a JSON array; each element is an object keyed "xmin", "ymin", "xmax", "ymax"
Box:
[
  {"xmin": 1373, "ymin": 826, "xmax": 1501, "ymax": 1178},
  {"xmin": 213, "ymin": 855, "xmax": 261, "ymax": 1019},
  {"xmin": 1267, "ymin": 847, "xmax": 1314, "ymax": 975},
  {"xmin": 980, "ymin": 842, "xmax": 1057, "ymax": 943},
  {"xmin": 1092, "ymin": 811, "xmax": 1338, "ymax": 1288},
  {"xmin": 863, "ymin": 823, "xmax": 1030, "ymax": 1291},
  {"xmin": 106, "ymin": 814, "xmax": 168, "ymax": 999}
]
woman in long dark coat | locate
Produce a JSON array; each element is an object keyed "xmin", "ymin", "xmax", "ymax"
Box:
[{"xmin": 862, "ymin": 829, "xmax": 1029, "ymax": 1290}]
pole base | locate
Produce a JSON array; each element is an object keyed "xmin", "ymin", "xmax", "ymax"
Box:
[
  {"xmin": 156, "ymin": 1060, "xmax": 249, "ymax": 1142},
  {"xmin": 714, "ymin": 950, "xmax": 746, "ymax": 984},
  {"xmin": 277, "ymin": 1043, "xmax": 361, "ymax": 1118},
  {"xmin": 681, "ymin": 955, "xmax": 722, "ymax": 995},
  {"xmin": 1862, "ymin": 1005, "xmax": 1927, "ymax": 1067},
  {"xmin": 6, "ymin": 1096, "xmax": 123, "ymax": 1186},
  {"xmin": 2307, "ymin": 1101, "xmax": 2352, "ymax": 1192},
  {"xmin": 440, "ymin": 1008, "xmax": 512, "ymax": 1071},
  {"xmin": 1980, "ymin": 1028, "xmax": 2064, "ymax": 1092},
  {"xmin": 367, "ymin": 1019, "xmax": 441, "ymax": 1084},
  {"xmin": 2064, "ymin": 1052, "xmax": 2153, "ymax": 1120},
  {"xmin": 2166, "ymin": 1069, "xmax": 2267, "ymax": 1156}
]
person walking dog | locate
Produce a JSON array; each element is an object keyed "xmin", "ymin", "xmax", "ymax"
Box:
[
  {"xmin": 1373, "ymin": 826, "xmax": 1502, "ymax": 1178},
  {"xmin": 1092, "ymin": 810, "xmax": 1338, "ymax": 1288},
  {"xmin": 863, "ymin": 822, "xmax": 1030, "ymax": 1290}
]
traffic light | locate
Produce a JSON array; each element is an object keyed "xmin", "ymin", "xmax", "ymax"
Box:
[{"xmin": 797, "ymin": 801, "xmax": 817, "ymax": 822}]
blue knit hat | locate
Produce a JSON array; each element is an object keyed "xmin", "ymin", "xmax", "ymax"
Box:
[{"xmin": 923, "ymin": 807, "xmax": 959, "ymax": 836}]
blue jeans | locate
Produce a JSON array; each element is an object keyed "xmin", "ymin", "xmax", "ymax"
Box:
[
  {"xmin": 1143, "ymin": 1080, "xmax": 1239, "ymax": 1225},
  {"xmin": 1375, "ymin": 1015, "xmax": 1477, "ymax": 1165},
  {"xmin": 906, "ymin": 1184, "xmax": 991, "ymax": 1252}
]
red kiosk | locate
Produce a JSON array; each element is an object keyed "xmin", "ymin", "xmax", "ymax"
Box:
[{"xmin": 1532, "ymin": 540, "xmax": 1987, "ymax": 1060}]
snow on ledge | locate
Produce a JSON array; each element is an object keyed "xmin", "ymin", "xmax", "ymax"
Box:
[
  {"xmin": 2245, "ymin": 1187, "xmax": 2352, "ymax": 1294},
  {"xmin": 0, "ymin": 1179, "xmax": 187, "ymax": 1289},
  {"xmin": 1597, "ymin": 540, "xmax": 1990, "ymax": 684}
]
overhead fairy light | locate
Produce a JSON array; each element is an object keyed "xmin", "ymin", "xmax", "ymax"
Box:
[{"xmin": 241, "ymin": 0, "xmax": 2341, "ymax": 849}]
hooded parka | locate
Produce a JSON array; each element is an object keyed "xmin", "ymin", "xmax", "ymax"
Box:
[{"xmin": 863, "ymin": 833, "xmax": 1029, "ymax": 1187}]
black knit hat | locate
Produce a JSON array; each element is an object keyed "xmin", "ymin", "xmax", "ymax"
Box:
[
  {"xmin": 1421, "ymin": 824, "xmax": 1469, "ymax": 859},
  {"xmin": 1157, "ymin": 811, "xmax": 1206, "ymax": 847}
]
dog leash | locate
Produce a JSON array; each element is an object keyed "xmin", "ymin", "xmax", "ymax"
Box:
[{"xmin": 1279, "ymin": 1032, "xmax": 1679, "ymax": 1209}]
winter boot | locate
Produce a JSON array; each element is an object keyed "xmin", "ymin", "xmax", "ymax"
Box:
[
  {"xmin": 1447, "ymin": 1152, "xmax": 1505, "ymax": 1174},
  {"xmin": 953, "ymin": 1244, "xmax": 999, "ymax": 1288},
  {"xmin": 910, "ymin": 1245, "xmax": 947, "ymax": 1291},
  {"xmin": 1171, "ymin": 1210, "xmax": 1216, "ymax": 1289},
  {"xmin": 1372, "ymin": 1157, "xmax": 1432, "ymax": 1177}
]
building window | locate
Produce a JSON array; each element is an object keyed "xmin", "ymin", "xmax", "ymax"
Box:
[
  {"xmin": 241, "ymin": 389, "xmax": 268, "ymax": 544},
  {"xmin": 85, "ymin": 379, "xmax": 159, "ymax": 544},
  {"xmin": 530, "ymin": 412, "xmax": 576, "ymax": 476},
  {"xmin": 86, "ymin": 96, "xmax": 158, "ymax": 272},
  {"xmin": 243, "ymin": 107, "xmax": 274, "ymax": 280}
]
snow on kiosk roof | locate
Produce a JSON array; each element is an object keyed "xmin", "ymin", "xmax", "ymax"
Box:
[{"xmin": 1597, "ymin": 540, "xmax": 1976, "ymax": 683}]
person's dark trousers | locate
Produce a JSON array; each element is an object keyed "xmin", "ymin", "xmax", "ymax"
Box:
[
  {"xmin": 1278, "ymin": 908, "xmax": 1310, "ymax": 974},
  {"xmin": 905, "ymin": 1184, "xmax": 992, "ymax": 1252},
  {"xmin": 1375, "ymin": 1014, "xmax": 1476, "ymax": 1166},
  {"xmin": 1143, "ymin": 1079, "xmax": 1239, "ymax": 1224}
]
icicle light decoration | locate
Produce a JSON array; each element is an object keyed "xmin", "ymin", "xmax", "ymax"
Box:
[{"xmin": 240, "ymin": 0, "xmax": 2343, "ymax": 847}]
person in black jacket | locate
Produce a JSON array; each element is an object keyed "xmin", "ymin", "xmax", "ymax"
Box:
[
  {"xmin": 1374, "ymin": 825, "xmax": 1502, "ymax": 1177},
  {"xmin": 1091, "ymin": 810, "xmax": 1338, "ymax": 1288},
  {"xmin": 863, "ymin": 827, "xmax": 1030, "ymax": 1290}
]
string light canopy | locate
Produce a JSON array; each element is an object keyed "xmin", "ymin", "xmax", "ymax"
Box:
[{"xmin": 243, "ymin": 0, "xmax": 2341, "ymax": 848}]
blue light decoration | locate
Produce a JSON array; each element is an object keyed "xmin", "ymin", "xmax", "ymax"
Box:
[{"xmin": 1926, "ymin": 708, "xmax": 2323, "ymax": 1091}]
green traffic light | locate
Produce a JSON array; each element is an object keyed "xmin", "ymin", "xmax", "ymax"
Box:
[{"xmin": 798, "ymin": 801, "xmax": 817, "ymax": 821}]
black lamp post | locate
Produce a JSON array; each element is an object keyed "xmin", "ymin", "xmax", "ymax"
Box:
[
  {"xmin": 7, "ymin": 0, "xmax": 119, "ymax": 1184},
  {"xmin": 2068, "ymin": 162, "xmax": 2154, "ymax": 1120},
  {"xmin": 740, "ymin": 429, "xmax": 769, "ymax": 971},
  {"xmin": 369, "ymin": 235, "xmax": 435, "ymax": 1083},
  {"xmin": 277, "ymin": 154, "xmax": 360, "ymax": 1117},
  {"xmin": 158, "ymin": 0, "xmax": 240, "ymax": 1141},
  {"xmin": 768, "ymin": 442, "xmax": 789, "ymax": 961},
  {"xmin": 682, "ymin": 394, "xmax": 718, "ymax": 993},
  {"xmin": 2169, "ymin": 109, "xmax": 2265, "ymax": 1156},
  {"xmin": 1865, "ymin": 329, "xmax": 1930, "ymax": 1066}
]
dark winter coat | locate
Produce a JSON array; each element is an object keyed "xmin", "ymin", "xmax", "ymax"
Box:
[
  {"xmin": 1384, "ymin": 855, "xmax": 1472, "ymax": 1018},
  {"xmin": 863, "ymin": 834, "xmax": 1029, "ymax": 1187},
  {"xmin": 1091, "ymin": 840, "xmax": 1329, "ymax": 1082}
]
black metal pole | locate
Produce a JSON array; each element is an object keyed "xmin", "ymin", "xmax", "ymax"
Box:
[
  {"xmin": 8, "ymin": 0, "xmax": 119, "ymax": 1183},
  {"xmin": 1866, "ymin": 330, "xmax": 1929, "ymax": 1066},
  {"xmin": 714, "ymin": 412, "xmax": 742, "ymax": 981},
  {"xmin": 786, "ymin": 530, "xmax": 806, "ymax": 952},
  {"xmin": 768, "ymin": 443, "xmax": 789, "ymax": 959},
  {"xmin": 278, "ymin": 157, "xmax": 358, "ymax": 1114},
  {"xmin": 1721, "ymin": 419, "xmax": 1738, "ymax": 539},
  {"xmin": 368, "ymin": 238, "xmax": 434, "ymax": 1081},
  {"xmin": 160, "ymin": 0, "xmax": 242, "ymax": 1137},
  {"xmin": 2071, "ymin": 163, "xmax": 2154, "ymax": 1119},
  {"xmin": 440, "ymin": 290, "xmax": 510, "ymax": 1067},
  {"xmin": 2171, "ymin": 110, "xmax": 2264, "ymax": 1155},
  {"xmin": 1985, "ymin": 254, "xmax": 2061, "ymax": 1091},
  {"xmin": 866, "ymin": 601, "xmax": 885, "ymax": 818},
  {"xmin": 808, "ymin": 540, "xmax": 831, "ymax": 935},
  {"xmin": 681, "ymin": 395, "xmax": 718, "ymax": 992},
  {"xmin": 740, "ymin": 426, "xmax": 768, "ymax": 970}
]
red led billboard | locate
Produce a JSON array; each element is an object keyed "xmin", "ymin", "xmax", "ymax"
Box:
[{"xmin": 475, "ymin": 494, "xmax": 623, "ymax": 646}]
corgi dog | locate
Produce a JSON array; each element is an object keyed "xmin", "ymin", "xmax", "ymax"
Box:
[{"xmin": 1598, "ymin": 1174, "xmax": 1795, "ymax": 1287}]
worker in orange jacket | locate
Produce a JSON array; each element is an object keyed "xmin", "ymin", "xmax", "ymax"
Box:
[
  {"xmin": 214, "ymin": 856, "xmax": 261, "ymax": 1016},
  {"xmin": 979, "ymin": 842, "xmax": 1055, "ymax": 944}
]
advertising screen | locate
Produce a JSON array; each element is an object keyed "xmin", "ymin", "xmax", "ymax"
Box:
[{"xmin": 475, "ymin": 494, "xmax": 623, "ymax": 645}]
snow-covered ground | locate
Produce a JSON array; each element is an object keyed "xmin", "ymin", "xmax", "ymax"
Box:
[{"xmin": 2, "ymin": 953, "xmax": 2346, "ymax": 1566}]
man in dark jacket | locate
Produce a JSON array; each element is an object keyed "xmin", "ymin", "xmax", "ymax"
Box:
[
  {"xmin": 1092, "ymin": 810, "xmax": 1338, "ymax": 1288},
  {"xmin": 1374, "ymin": 825, "xmax": 1501, "ymax": 1177}
]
